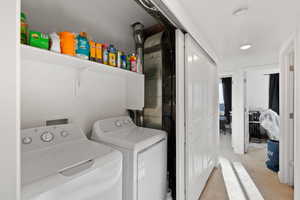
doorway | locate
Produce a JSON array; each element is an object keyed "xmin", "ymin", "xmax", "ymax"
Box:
[
  {"xmin": 213, "ymin": 70, "xmax": 293, "ymax": 200},
  {"xmin": 246, "ymin": 69, "xmax": 279, "ymax": 143},
  {"xmin": 219, "ymin": 77, "xmax": 232, "ymax": 137},
  {"xmin": 219, "ymin": 76, "xmax": 233, "ymax": 164},
  {"xmin": 279, "ymin": 39, "xmax": 295, "ymax": 186}
]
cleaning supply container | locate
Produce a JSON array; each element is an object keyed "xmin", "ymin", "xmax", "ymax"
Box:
[
  {"xmin": 60, "ymin": 32, "xmax": 76, "ymax": 56},
  {"xmin": 28, "ymin": 31, "xmax": 49, "ymax": 49},
  {"xmin": 49, "ymin": 32, "xmax": 61, "ymax": 53},
  {"xmin": 76, "ymin": 32, "xmax": 90, "ymax": 60},
  {"xmin": 21, "ymin": 12, "xmax": 28, "ymax": 44}
]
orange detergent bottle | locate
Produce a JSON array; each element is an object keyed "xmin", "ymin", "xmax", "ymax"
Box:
[{"xmin": 60, "ymin": 32, "xmax": 76, "ymax": 56}]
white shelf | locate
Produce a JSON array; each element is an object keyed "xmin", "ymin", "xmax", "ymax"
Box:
[
  {"xmin": 21, "ymin": 44, "xmax": 144, "ymax": 78},
  {"xmin": 21, "ymin": 44, "xmax": 145, "ymax": 110}
]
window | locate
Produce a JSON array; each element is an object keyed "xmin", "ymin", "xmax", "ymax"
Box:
[
  {"xmin": 219, "ymin": 82, "xmax": 225, "ymax": 115},
  {"xmin": 219, "ymin": 82, "xmax": 224, "ymax": 104}
]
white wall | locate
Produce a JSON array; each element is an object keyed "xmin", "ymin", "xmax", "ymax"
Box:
[
  {"xmin": 0, "ymin": 0, "xmax": 20, "ymax": 199},
  {"xmin": 21, "ymin": 60, "xmax": 131, "ymax": 134},
  {"xmin": 246, "ymin": 66, "xmax": 279, "ymax": 111}
]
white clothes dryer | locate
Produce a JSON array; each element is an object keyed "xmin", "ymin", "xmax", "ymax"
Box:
[{"xmin": 91, "ymin": 116, "xmax": 167, "ymax": 200}]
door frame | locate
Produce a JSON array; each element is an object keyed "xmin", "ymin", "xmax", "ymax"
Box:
[
  {"xmin": 279, "ymin": 34, "xmax": 295, "ymax": 186},
  {"xmin": 222, "ymin": 70, "xmax": 254, "ymax": 155},
  {"xmin": 175, "ymin": 29, "xmax": 185, "ymax": 200},
  {"xmin": 294, "ymin": 30, "xmax": 300, "ymax": 199},
  {"xmin": 243, "ymin": 72, "xmax": 249, "ymax": 153}
]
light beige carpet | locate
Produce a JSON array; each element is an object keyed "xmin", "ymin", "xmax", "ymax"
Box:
[{"xmin": 199, "ymin": 134, "xmax": 294, "ymax": 200}]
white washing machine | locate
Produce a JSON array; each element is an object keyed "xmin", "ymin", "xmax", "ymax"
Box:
[
  {"xmin": 21, "ymin": 124, "xmax": 122, "ymax": 200},
  {"xmin": 91, "ymin": 116, "xmax": 167, "ymax": 200}
]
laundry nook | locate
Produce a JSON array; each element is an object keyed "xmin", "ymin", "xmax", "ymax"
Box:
[{"xmin": 1, "ymin": 0, "xmax": 299, "ymax": 200}]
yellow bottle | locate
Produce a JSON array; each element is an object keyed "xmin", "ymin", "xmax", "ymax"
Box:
[
  {"xmin": 89, "ymin": 41, "xmax": 96, "ymax": 61},
  {"xmin": 95, "ymin": 43, "xmax": 103, "ymax": 63},
  {"xmin": 108, "ymin": 46, "xmax": 117, "ymax": 67}
]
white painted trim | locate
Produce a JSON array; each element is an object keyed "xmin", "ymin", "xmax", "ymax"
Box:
[
  {"xmin": 219, "ymin": 72, "xmax": 233, "ymax": 78},
  {"xmin": 294, "ymin": 29, "xmax": 300, "ymax": 200},
  {"xmin": 220, "ymin": 158, "xmax": 247, "ymax": 200},
  {"xmin": 232, "ymin": 162, "xmax": 264, "ymax": 200},
  {"xmin": 175, "ymin": 29, "xmax": 185, "ymax": 200},
  {"xmin": 243, "ymin": 71, "xmax": 249, "ymax": 153},
  {"xmin": 280, "ymin": 33, "xmax": 296, "ymax": 56},
  {"xmin": 279, "ymin": 36, "xmax": 295, "ymax": 186}
]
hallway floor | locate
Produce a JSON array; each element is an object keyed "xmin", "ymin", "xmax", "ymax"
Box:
[{"xmin": 200, "ymin": 134, "xmax": 294, "ymax": 200}]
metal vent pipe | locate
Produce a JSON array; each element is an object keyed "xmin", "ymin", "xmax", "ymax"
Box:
[{"xmin": 132, "ymin": 22, "xmax": 144, "ymax": 73}]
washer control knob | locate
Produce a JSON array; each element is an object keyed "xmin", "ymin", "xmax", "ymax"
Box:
[
  {"xmin": 22, "ymin": 137, "xmax": 32, "ymax": 144},
  {"xmin": 60, "ymin": 131, "xmax": 69, "ymax": 138},
  {"xmin": 115, "ymin": 120, "xmax": 122, "ymax": 127},
  {"xmin": 41, "ymin": 131, "xmax": 54, "ymax": 142}
]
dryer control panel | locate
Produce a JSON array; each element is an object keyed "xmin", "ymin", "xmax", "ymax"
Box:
[
  {"xmin": 94, "ymin": 116, "xmax": 135, "ymax": 134},
  {"xmin": 21, "ymin": 124, "xmax": 86, "ymax": 152}
]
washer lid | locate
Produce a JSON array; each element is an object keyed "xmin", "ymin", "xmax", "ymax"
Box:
[
  {"xmin": 22, "ymin": 139, "xmax": 117, "ymax": 186},
  {"xmin": 93, "ymin": 126, "xmax": 166, "ymax": 151}
]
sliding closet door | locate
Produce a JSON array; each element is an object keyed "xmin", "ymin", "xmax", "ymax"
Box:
[{"xmin": 184, "ymin": 34, "xmax": 218, "ymax": 200}]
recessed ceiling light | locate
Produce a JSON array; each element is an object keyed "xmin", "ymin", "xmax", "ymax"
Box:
[
  {"xmin": 240, "ymin": 44, "xmax": 252, "ymax": 50},
  {"xmin": 233, "ymin": 7, "xmax": 248, "ymax": 16}
]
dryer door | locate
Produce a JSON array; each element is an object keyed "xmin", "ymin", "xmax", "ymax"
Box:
[{"xmin": 137, "ymin": 139, "xmax": 167, "ymax": 200}]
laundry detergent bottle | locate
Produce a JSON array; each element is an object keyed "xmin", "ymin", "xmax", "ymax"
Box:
[
  {"xmin": 76, "ymin": 32, "xmax": 90, "ymax": 60},
  {"xmin": 60, "ymin": 31, "xmax": 76, "ymax": 56}
]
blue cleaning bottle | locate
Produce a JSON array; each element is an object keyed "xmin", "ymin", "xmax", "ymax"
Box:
[{"xmin": 76, "ymin": 32, "xmax": 90, "ymax": 60}]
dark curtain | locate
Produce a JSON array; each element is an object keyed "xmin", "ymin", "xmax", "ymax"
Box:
[
  {"xmin": 222, "ymin": 77, "xmax": 232, "ymax": 123},
  {"xmin": 269, "ymin": 73, "xmax": 280, "ymax": 114}
]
